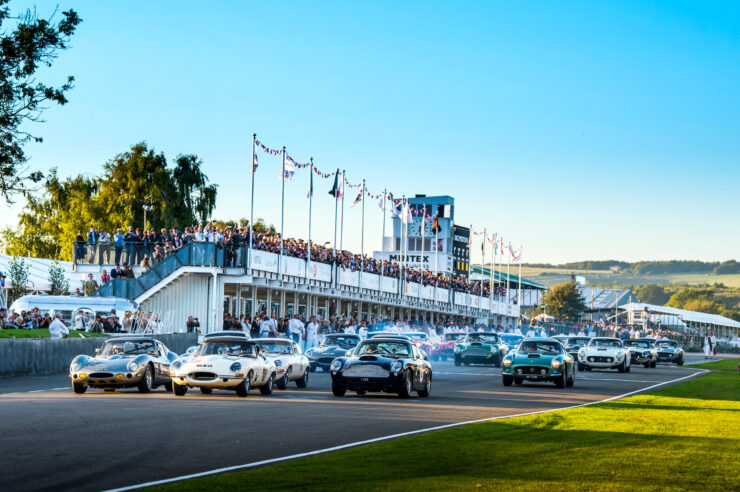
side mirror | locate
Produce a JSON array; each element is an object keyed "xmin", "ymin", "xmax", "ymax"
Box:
[
  {"xmin": 95, "ymin": 348, "xmax": 101, "ymax": 355},
  {"xmin": 346, "ymin": 350, "xmax": 353, "ymax": 357}
]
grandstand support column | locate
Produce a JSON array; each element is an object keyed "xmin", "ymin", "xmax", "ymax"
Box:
[
  {"xmin": 390, "ymin": 305, "xmax": 395, "ymax": 321},
  {"xmin": 324, "ymin": 298, "xmax": 329, "ymax": 319},
  {"xmin": 294, "ymin": 291, "xmax": 298, "ymax": 316},
  {"xmin": 235, "ymin": 284, "xmax": 241, "ymax": 317},
  {"xmin": 251, "ymin": 287, "xmax": 257, "ymax": 318},
  {"xmin": 359, "ymin": 301, "xmax": 363, "ymax": 321},
  {"xmin": 280, "ymin": 290, "xmax": 286, "ymax": 318},
  {"xmin": 267, "ymin": 289, "xmax": 273, "ymax": 316}
]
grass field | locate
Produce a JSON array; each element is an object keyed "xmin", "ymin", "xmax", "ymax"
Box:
[
  {"xmin": 0, "ymin": 329, "xmax": 108, "ymax": 339},
  {"xmin": 509, "ymin": 268, "xmax": 740, "ymax": 289},
  {"xmin": 157, "ymin": 360, "xmax": 740, "ymax": 491}
]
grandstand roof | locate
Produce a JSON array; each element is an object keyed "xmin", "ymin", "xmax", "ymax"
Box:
[
  {"xmin": 620, "ymin": 302, "xmax": 740, "ymax": 329},
  {"xmin": 581, "ymin": 288, "xmax": 637, "ymax": 310}
]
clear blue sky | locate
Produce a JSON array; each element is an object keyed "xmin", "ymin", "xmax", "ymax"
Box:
[{"xmin": 3, "ymin": 0, "xmax": 739, "ymax": 264}]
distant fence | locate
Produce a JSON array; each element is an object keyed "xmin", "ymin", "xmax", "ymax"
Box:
[{"xmin": 0, "ymin": 333, "xmax": 198, "ymax": 378}]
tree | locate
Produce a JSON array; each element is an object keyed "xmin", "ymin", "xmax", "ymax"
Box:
[
  {"xmin": 0, "ymin": 2, "xmax": 81, "ymax": 202},
  {"xmin": 7, "ymin": 255, "xmax": 29, "ymax": 302},
  {"xmin": 48, "ymin": 260, "xmax": 68, "ymax": 295},
  {"xmin": 542, "ymin": 282, "xmax": 586, "ymax": 321},
  {"xmin": 634, "ymin": 284, "xmax": 670, "ymax": 305}
]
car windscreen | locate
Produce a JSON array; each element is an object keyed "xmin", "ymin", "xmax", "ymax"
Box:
[
  {"xmin": 567, "ymin": 338, "xmax": 590, "ymax": 346},
  {"xmin": 590, "ymin": 339, "xmax": 622, "ymax": 348},
  {"xmin": 322, "ymin": 336, "xmax": 360, "ymax": 347},
  {"xmin": 500, "ymin": 335, "xmax": 522, "ymax": 344},
  {"xmin": 657, "ymin": 341, "xmax": 678, "ymax": 348},
  {"xmin": 403, "ymin": 333, "xmax": 427, "ymax": 341},
  {"xmin": 444, "ymin": 334, "xmax": 464, "ymax": 341},
  {"xmin": 197, "ymin": 341, "xmax": 256, "ymax": 357},
  {"xmin": 356, "ymin": 341, "xmax": 411, "ymax": 357},
  {"xmin": 518, "ymin": 341, "xmax": 562, "ymax": 354},
  {"xmin": 466, "ymin": 333, "xmax": 498, "ymax": 343},
  {"xmin": 624, "ymin": 341, "xmax": 650, "ymax": 348},
  {"xmin": 254, "ymin": 341, "xmax": 292, "ymax": 354},
  {"xmin": 101, "ymin": 340, "xmax": 157, "ymax": 356}
]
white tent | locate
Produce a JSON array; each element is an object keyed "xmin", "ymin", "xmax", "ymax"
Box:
[{"xmin": 0, "ymin": 254, "xmax": 79, "ymax": 293}]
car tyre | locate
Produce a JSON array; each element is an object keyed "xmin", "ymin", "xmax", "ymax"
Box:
[
  {"xmin": 577, "ymin": 362, "xmax": 585, "ymax": 371},
  {"xmin": 164, "ymin": 381, "xmax": 173, "ymax": 392},
  {"xmin": 418, "ymin": 375, "xmax": 432, "ymax": 397},
  {"xmin": 618, "ymin": 361, "xmax": 626, "ymax": 373},
  {"xmin": 556, "ymin": 369, "xmax": 566, "ymax": 388},
  {"xmin": 566, "ymin": 368, "xmax": 574, "ymax": 387},
  {"xmin": 309, "ymin": 365, "xmax": 316, "ymax": 373},
  {"xmin": 72, "ymin": 383, "xmax": 87, "ymax": 394},
  {"xmin": 173, "ymin": 382, "xmax": 188, "ymax": 396},
  {"xmin": 643, "ymin": 362, "xmax": 650, "ymax": 368},
  {"xmin": 454, "ymin": 355, "xmax": 461, "ymax": 367},
  {"xmin": 332, "ymin": 381, "xmax": 346, "ymax": 397},
  {"xmin": 502, "ymin": 374, "xmax": 513, "ymax": 386},
  {"xmin": 677, "ymin": 356, "xmax": 684, "ymax": 366},
  {"xmin": 651, "ymin": 360, "xmax": 657, "ymax": 368},
  {"xmin": 137, "ymin": 365, "xmax": 154, "ymax": 393},
  {"xmin": 493, "ymin": 352, "xmax": 502, "ymax": 368},
  {"xmin": 398, "ymin": 371, "xmax": 413, "ymax": 399},
  {"xmin": 235, "ymin": 375, "xmax": 250, "ymax": 397},
  {"xmin": 200, "ymin": 387, "xmax": 213, "ymax": 395},
  {"xmin": 259, "ymin": 374, "xmax": 274, "ymax": 395},
  {"xmin": 276, "ymin": 368, "xmax": 290, "ymax": 390},
  {"xmin": 296, "ymin": 369, "xmax": 309, "ymax": 388}
]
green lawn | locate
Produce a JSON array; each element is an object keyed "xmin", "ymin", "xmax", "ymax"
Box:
[
  {"xmin": 0, "ymin": 329, "xmax": 108, "ymax": 339},
  {"xmin": 157, "ymin": 360, "xmax": 740, "ymax": 491}
]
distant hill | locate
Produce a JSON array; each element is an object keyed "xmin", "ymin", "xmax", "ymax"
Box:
[{"xmin": 524, "ymin": 260, "xmax": 739, "ymax": 276}]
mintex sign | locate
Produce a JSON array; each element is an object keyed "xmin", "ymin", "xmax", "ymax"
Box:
[{"xmin": 372, "ymin": 251, "xmax": 452, "ymax": 274}]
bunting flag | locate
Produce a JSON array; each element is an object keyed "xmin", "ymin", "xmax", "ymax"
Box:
[
  {"xmin": 350, "ymin": 189, "xmax": 362, "ymax": 207},
  {"xmin": 280, "ymin": 162, "xmax": 295, "ymax": 182},
  {"xmin": 307, "ymin": 170, "xmax": 313, "ymax": 198}
]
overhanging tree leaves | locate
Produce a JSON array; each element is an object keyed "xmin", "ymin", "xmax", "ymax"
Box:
[{"xmin": 0, "ymin": 2, "xmax": 81, "ymax": 201}]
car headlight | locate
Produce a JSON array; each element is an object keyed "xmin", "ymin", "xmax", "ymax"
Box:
[
  {"xmin": 306, "ymin": 348, "xmax": 315, "ymax": 356},
  {"xmin": 172, "ymin": 361, "xmax": 182, "ymax": 370},
  {"xmin": 274, "ymin": 359, "xmax": 282, "ymax": 368},
  {"xmin": 616, "ymin": 351, "xmax": 623, "ymax": 358},
  {"xmin": 330, "ymin": 360, "xmax": 343, "ymax": 372},
  {"xmin": 127, "ymin": 361, "xmax": 139, "ymax": 372},
  {"xmin": 71, "ymin": 361, "xmax": 82, "ymax": 372},
  {"xmin": 502, "ymin": 358, "xmax": 512, "ymax": 368},
  {"xmin": 230, "ymin": 362, "xmax": 241, "ymax": 372},
  {"xmin": 578, "ymin": 349, "xmax": 586, "ymax": 357},
  {"xmin": 391, "ymin": 360, "xmax": 403, "ymax": 373},
  {"xmin": 551, "ymin": 360, "xmax": 561, "ymax": 369},
  {"xmin": 454, "ymin": 346, "xmax": 462, "ymax": 353}
]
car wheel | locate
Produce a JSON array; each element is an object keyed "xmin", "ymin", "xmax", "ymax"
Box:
[
  {"xmin": 418, "ymin": 375, "xmax": 432, "ymax": 397},
  {"xmin": 296, "ymin": 369, "xmax": 309, "ymax": 388},
  {"xmin": 164, "ymin": 381, "xmax": 173, "ymax": 392},
  {"xmin": 332, "ymin": 381, "xmax": 346, "ymax": 397},
  {"xmin": 259, "ymin": 373, "xmax": 274, "ymax": 395},
  {"xmin": 566, "ymin": 368, "xmax": 574, "ymax": 387},
  {"xmin": 356, "ymin": 389, "xmax": 366, "ymax": 396},
  {"xmin": 677, "ymin": 356, "xmax": 684, "ymax": 366},
  {"xmin": 556, "ymin": 369, "xmax": 566, "ymax": 388},
  {"xmin": 235, "ymin": 375, "xmax": 250, "ymax": 397},
  {"xmin": 72, "ymin": 383, "xmax": 87, "ymax": 394},
  {"xmin": 577, "ymin": 362, "xmax": 585, "ymax": 371},
  {"xmin": 276, "ymin": 368, "xmax": 290, "ymax": 390},
  {"xmin": 398, "ymin": 371, "xmax": 413, "ymax": 399},
  {"xmin": 137, "ymin": 365, "xmax": 154, "ymax": 393},
  {"xmin": 618, "ymin": 361, "xmax": 625, "ymax": 373},
  {"xmin": 173, "ymin": 382, "xmax": 188, "ymax": 396},
  {"xmin": 502, "ymin": 374, "xmax": 513, "ymax": 386},
  {"xmin": 463, "ymin": 361, "xmax": 470, "ymax": 366},
  {"xmin": 626, "ymin": 365, "xmax": 631, "ymax": 373},
  {"xmin": 200, "ymin": 387, "xmax": 213, "ymax": 395},
  {"xmin": 309, "ymin": 365, "xmax": 316, "ymax": 373},
  {"xmin": 454, "ymin": 355, "xmax": 461, "ymax": 367},
  {"xmin": 494, "ymin": 352, "xmax": 502, "ymax": 368},
  {"xmin": 643, "ymin": 362, "xmax": 650, "ymax": 368},
  {"xmin": 651, "ymin": 360, "xmax": 657, "ymax": 368}
]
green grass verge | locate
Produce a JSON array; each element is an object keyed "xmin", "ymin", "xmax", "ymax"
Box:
[
  {"xmin": 0, "ymin": 329, "xmax": 109, "ymax": 339},
  {"xmin": 156, "ymin": 365, "xmax": 740, "ymax": 492}
]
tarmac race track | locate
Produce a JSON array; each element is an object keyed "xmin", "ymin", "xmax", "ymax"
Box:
[{"xmin": 0, "ymin": 357, "xmax": 709, "ymax": 491}]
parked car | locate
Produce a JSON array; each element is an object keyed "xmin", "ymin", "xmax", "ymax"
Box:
[
  {"xmin": 578, "ymin": 337, "xmax": 631, "ymax": 372},
  {"xmin": 330, "ymin": 337, "xmax": 432, "ymax": 398},
  {"xmin": 430, "ymin": 332, "xmax": 465, "ymax": 361},
  {"xmin": 170, "ymin": 337, "xmax": 276, "ymax": 397},
  {"xmin": 69, "ymin": 337, "xmax": 177, "ymax": 394},
  {"xmin": 502, "ymin": 337, "xmax": 575, "ymax": 388},
  {"xmin": 624, "ymin": 339, "xmax": 658, "ymax": 368},
  {"xmin": 306, "ymin": 334, "xmax": 361, "ymax": 372},
  {"xmin": 655, "ymin": 339, "xmax": 685, "ymax": 365},
  {"xmin": 252, "ymin": 338, "xmax": 310, "ymax": 389},
  {"xmin": 454, "ymin": 332, "xmax": 508, "ymax": 366}
]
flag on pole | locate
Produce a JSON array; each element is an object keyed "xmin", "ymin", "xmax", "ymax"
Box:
[
  {"xmin": 280, "ymin": 162, "xmax": 295, "ymax": 181},
  {"xmin": 481, "ymin": 232, "xmax": 485, "ymax": 254},
  {"xmin": 307, "ymin": 170, "xmax": 313, "ymax": 198},
  {"xmin": 431, "ymin": 216, "xmax": 441, "ymax": 233},
  {"xmin": 402, "ymin": 202, "xmax": 413, "ymax": 224},
  {"xmin": 378, "ymin": 194, "xmax": 385, "ymax": 210},
  {"xmin": 467, "ymin": 228, "xmax": 472, "ymax": 247},
  {"xmin": 508, "ymin": 242, "xmax": 515, "ymax": 256},
  {"xmin": 329, "ymin": 173, "xmax": 340, "ymax": 198},
  {"xmin": 350, "ymin": 189, "xmax": 362, "ymax": 207},
  {"xmin": 252, "ymin": 150, "xmax": 258, "ymax": 172},
  {"xmin": 421, "ymin": 212, "xmax": 426, "ymax": 231},
  {"xmin": 391, "ymin": 201, "xmax": 401, "ymax": 217}
]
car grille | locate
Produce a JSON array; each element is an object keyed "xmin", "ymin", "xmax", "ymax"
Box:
[
  {"xmin": 189, "ymin": 372, "xmax": 217, "ymax": 380},
  {"xmin": 515, "ymin": 366, "xmax": 548, "ymax": 375},
  {"xmin": 658, "ymin": 352, "xmax": 673, "ymax": 357},
  {"xmin": 464, "ymin": 348, "xmax": 489, "ymax": 356},
  {"xmin": 342, "ymin": 365, "xmax": 389, "ymax": 378},
  {"xmin": 588, "ymin": 356, "xmax": 613, "ymax": 363},
  {"xmin": 89, "ymin": 372, "xmax": 113, "ymax": 378},
  {"xmin": 317, "ymin": 357, "xmax": 335, "ymax": 364}
]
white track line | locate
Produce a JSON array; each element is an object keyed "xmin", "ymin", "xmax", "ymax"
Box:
[{"xmin": 105, "ymin": 370, "xmax": 705, "ymax": 492}]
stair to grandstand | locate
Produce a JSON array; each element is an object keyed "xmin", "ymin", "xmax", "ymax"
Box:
[{"xmin": 93, "ymin": 242, "xmax": 223, "ymax": 302}]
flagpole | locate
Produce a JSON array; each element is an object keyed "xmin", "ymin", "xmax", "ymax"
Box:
[
  {"xmin": 401, "ymin": 195, "xmax": 406, "ymax": 302},
  {"xmin": 517, "ymin": 244, "xmax": 522, "ymax": 311},
  {"xmin": 467, "ymin": 224, "xmax": 472, "ymax": 286},
  {"xmin": 306, "ymin": 158, "xmax": 313, "ymax": 282},
  {"xmin": 497, "ymin": 236, "xmax": 502, "ymax": 321},
  {"xmin": 249, "ymin": 133, "xmax": 256, "ymax": 272},
  {"xmin": 332, "ymin": 168, "xmax": 339, "ymax": 289},
  {"xmin": 506, "ymin": 242, "xmax": 511, "ymax": 316},
  {"xmin": 339, "ymin": 170, "xmax": 346, "ymax": 252},
  {"xmin": 279, "ymin": 146, "xmax": 286, "ymax": 283},
  {"xmin": 360, "ymin": 178, "xmax": 366, "ymax": 291},
  {"xmin": 481, "ymin": 228, "xmax": 486, "ymax": 297},
  {"xmin": 489, "ymin": 235, "xmax": 495, "ymax": 314},
  {"xmin": 434, "ymin": 226, "xmax": 438, "ymax": 309},
  {"xmin": 419, "ymin": 205, "xmax": 425, "ymax": 301},
  {"xmin": 379, "ymin": 189, "xmax": 386, "ymax": 295}
]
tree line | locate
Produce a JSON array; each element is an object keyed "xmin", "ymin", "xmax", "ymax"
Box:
[{"xmin": 526, "ymin": 260, "xmax": 740, "ymax": 276}]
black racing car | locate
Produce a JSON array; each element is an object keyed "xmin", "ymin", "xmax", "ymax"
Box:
[
  {"xmin": 561, "ymin": 336, "xmax": 592, "ymax": 367},
  {"xmin": 330, "ymin": 337, "xmax": 432, "ymax": 398},
  {"xmin": 305, "ymin": 334, "xmax": 361, "ymax": 372},
  {"xmin": 655, "ymin": 339, "xmax": 685, "ymax": 365}
]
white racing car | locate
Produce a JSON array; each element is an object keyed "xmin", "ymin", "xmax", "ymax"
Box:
[
  {"xmin": 253, "ymin": 338, "xmax": 310, "ymax": 390},
  {"xmin": 578, "ymin": 337, "xmax": 631, "ymax": 373},
  {"xmin": 170, "ymin": 336, "xmax": 277, "ymax": 397}
]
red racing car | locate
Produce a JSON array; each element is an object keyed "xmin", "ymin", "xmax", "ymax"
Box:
[{"xmin": 429, "ymin": 332, "xmax": 466, "ymax": 362}]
